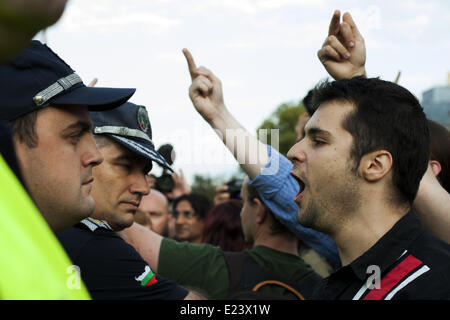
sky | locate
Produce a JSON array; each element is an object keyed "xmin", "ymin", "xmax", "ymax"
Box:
[{"xmin": 38, "ymin": 0, "xmax": 450, "ymax": 183}]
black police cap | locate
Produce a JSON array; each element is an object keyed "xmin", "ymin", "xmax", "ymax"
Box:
[
  {"xmin": 0, "ymin": 40, "xmax": 135, "ymax": 121},
  {"xmin": 90, "ymin": 102, "xmax": 173, "ymax": 172}
]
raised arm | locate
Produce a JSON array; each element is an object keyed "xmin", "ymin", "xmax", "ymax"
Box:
[
  {"xmin": 120, "ymin": 222, "xmax": 163, "ymax": 272},
  {"xmin": 318, "ymin": 10, "xmax": 366, "ymax": 80},
  {"xmin": 183, "ymin": 48, "xmax": 268, "ymax": 179},
  {"xmin": 414, "ymin": 164, "xmax": 450, "ymax": 244}
]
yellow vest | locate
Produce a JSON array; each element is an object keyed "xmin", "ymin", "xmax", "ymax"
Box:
[{"xmin": 0, "ymin": 155, "xmax": 90, "ymax": 299}]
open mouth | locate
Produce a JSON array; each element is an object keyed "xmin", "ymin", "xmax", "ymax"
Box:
[{"xmin": 290, "ymin": 172, "xmax": 306, "ymax": 201}]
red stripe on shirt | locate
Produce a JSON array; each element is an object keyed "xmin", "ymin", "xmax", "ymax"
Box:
[{"xmin": 363, "ymin": 255, "xmax": 423, "ymax": 300}]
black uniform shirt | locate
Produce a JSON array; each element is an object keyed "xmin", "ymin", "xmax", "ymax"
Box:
[
  {"xmin": 57, "ymin": 218, "xmax": 188, "ymax": 300},
  {"xmin": 313, "ymin": 211, "xmax": 450, "ymax": 300}
]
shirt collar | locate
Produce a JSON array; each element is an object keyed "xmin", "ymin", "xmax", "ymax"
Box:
[{"xmin": 349, "ymin": 210, "xmax": 424, "ymax": 281}]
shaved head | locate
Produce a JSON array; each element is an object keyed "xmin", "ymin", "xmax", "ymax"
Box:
[{"xmin": 135, "ymin": 188, "xmax": 170, "ymax": 236}]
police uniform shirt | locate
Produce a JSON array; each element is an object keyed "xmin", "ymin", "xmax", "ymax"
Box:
[
  {"xmin": 57, "ymin": 218, "xmax": 188, "ymax": 300},
  {"xmin": 312, "ymin": 211, "xmax": 450, "ymax": 300}
]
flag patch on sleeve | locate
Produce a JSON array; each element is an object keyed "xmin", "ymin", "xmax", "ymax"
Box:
[{"xmin": 135, "ymin": 265, "xmax": 158, "ymax": 287}]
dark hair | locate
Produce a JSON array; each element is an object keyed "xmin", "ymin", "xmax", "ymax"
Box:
[
  {"xmin": 312, "ymin": 77, "xmax": 430, "ymax": 204},
  {"xmin": 11, "ymin": 110, "xmax": 39, "ymax": 148},
  {"xmin": 428, "ymin": 119, "xmax": 450, "ymax": 192},
  {"xmin": 202, "ymin": 199, "xmax": 250, "ymax": 251},
  {"xmin": 302, "ymin": 89, "xmax": 316, "ymax": 116},
  {"xmin": 246, "ymin": 182, "xmax": 291, "ymax": 236},
  {"xmin": 172, "ymin": 193, "xmax": 212, "ymax": 219}
]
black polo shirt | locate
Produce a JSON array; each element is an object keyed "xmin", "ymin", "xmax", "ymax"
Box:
[
  {"xmin": 312, "ymin": 211, "xmax": 450, "ymax": 300},
  {"xmin": 57, "ymin": 218, "xmax": 188, "ymax": 300}
]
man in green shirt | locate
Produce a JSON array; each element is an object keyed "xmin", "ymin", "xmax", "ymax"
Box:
[{"xmin": 122, "ymin": 178, "xmax": 321, "ymax": 299}]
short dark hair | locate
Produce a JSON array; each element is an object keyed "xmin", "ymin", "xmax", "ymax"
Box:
[
  {"xmin": 302, "ymin": 89, "xmax": 316, "ymax": 116},
  {"xmin": 428, "ymin": 119, "xmax": 450, "ymax": 193},
  {"xmin": 312, "ymin": 77, "xmax": 430, "ymax": 204},
  {"xmin": 172, "ymin": 193, "xmax": 212, "ymax": 219},
  {"xmin": 11, "ymin": 110, "xmax": 39, "ymax": 148}
]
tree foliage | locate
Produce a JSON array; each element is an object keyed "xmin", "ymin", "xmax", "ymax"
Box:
[
  {"xmin": 190, "ymin": 101, "xmax": 307, "ymax": 196},
  {"xmin": 257, "ymin": 101, "xmax": 307, "ymax": 155}
]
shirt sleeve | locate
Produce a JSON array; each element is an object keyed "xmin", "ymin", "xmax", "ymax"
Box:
[
  {"xmin": 158, "ymin": 238, "xmax": 230, "ymax": 299},
  {"xmin": 248, "ymin": 144, "xmax": 341, "ymax": 269},
  {"xmin": 75, "ymin": 231, "xmax": 188, "ymax": 300}
]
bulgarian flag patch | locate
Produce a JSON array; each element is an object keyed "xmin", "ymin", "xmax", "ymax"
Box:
[{"xmin": 135, "ymin": 265, "xmax": 158, "ymax": 287}]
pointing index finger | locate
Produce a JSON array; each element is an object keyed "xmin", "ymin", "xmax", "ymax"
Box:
[{"xmin": 182, "ymin": 48, "xmax": 198, "ymax": 80}]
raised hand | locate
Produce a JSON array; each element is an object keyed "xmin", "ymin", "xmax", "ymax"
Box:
[
  {"xmin": 88, "ymin": 78, "xmax": 98, "ymax": 87},
  {"xmin": 213, "ymin": 185, "xmax": 230, "ymax": 205},
  {"xmin": 165, "ymin": 169, "xmax": 191, "ymax": 200},
  {"xmin": 182, "ymin": 48, "xmax": 226, "ymax": 122},
  {"xmin": 182, "ymin": 48, "xmax": 269, "ymax": 179},
  {"xmin": 318, "ymin": 10, "xmax": 366, "ymax": 80}
]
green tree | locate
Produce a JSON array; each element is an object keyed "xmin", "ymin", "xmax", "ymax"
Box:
[
  {"xmin": 257, "ymin": 101, "xmax": 306, "ymax": 155},
  {"xmin": 190, "ymin": 174, "xmax": 223, "ymax": 202},
  {"xmin": 190, "ymin": 167, "xmax": 246, "ymax": 202}
]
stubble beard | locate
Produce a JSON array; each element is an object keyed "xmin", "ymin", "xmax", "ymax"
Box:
[{"xmin": 298, "ymin": 170, "xmax": 361, "ymax": 237}]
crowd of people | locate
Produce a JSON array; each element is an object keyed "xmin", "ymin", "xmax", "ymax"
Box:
[{"xmin": 1, "ymin": 2, "xmax": 449, "ymax": 300}]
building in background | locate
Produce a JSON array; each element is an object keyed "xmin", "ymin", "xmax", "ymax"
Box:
[{"xmin": 422, "ymin": 73, "xmax": 450, "ymax": 129}]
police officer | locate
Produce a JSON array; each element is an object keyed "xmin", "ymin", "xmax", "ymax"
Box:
[
  {"xmin": 57, "ymin": 102, "xmax": 204, "ymax": 299},
  {"xmin": 0, "ymin": 40, "xmax": 134, "ymax": 298},
  {"xmin": 2, "ymin": 40, "xmax": 136, "ymax": 231}
]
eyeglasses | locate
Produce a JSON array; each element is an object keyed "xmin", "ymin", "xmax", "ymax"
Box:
[{"xmin": 173, "ymin": 210, "xmax": 196, "ymax": 219}]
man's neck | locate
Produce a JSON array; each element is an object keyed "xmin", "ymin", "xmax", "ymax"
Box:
[
  {"xmin": 333, "ymin": 202, "xmax": 410, "ymax": 266},
  {"xmin": 254, "ymin": 232, "xmax": 299, "ymax": 256}
]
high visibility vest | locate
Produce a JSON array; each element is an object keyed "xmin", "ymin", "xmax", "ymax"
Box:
[{"xmin": 0, "ymin": 155, "xmax": 90, "ymax": 299}]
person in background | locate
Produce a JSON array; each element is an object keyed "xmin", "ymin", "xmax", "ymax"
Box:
[
  {"xmin": 427, "ymin": 119, "xmax": 450, "ymax": 193},
  {"xmin": 202, "ymin": 199, "xmax": 250, "ymax": 252},
  {"xmin": 135, "ymin": 188, "xmax": 172, "ymax": 238},
  {"xmin": 413, "ymin": 120, "xmax": 450, "ymax": 243},
  {"xmin": 173, "ymin": 193, "xmax": 212, "ymax": 244}
]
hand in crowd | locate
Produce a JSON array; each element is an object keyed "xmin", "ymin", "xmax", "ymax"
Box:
[
  {"xmin": 165, "ymin": 169, "xmax": 191, "ymax": 200},
  {"xmin": 318, "ymin": 10, "xmax": 366, "ymax": 80},
  {"xmin": 183, "ymin": 48, "xmax": 226, "ymax": 123},
  {"xmin": 88, "ymin": 78, "xmax": 98, "ymax": 87},
  {"xmin": 146, "ymin": 174, "xmax": 157, "ymax": 189}
]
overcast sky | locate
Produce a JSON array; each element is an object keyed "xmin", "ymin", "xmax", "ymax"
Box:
[{"xmin": 38, "ymin": 0, "xmax": 450, "ymax": 183}]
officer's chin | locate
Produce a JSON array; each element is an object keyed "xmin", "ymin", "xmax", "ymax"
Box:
[{"xmin": 110, "ymin": 216, "xmax": 134, "ymax": 231}]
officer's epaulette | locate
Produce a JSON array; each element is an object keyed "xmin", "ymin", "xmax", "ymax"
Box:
[{"xmin": 79, "ymin": 218, "xmax": 113, "ymax": 232}]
